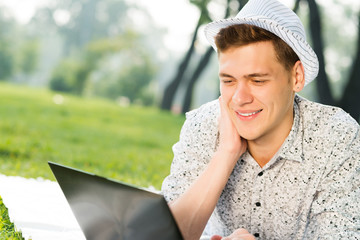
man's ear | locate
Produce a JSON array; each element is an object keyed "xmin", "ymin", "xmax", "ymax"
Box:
[{"xmin": 292, "ymin": 60, "xmax": 305, "ymax": 92}]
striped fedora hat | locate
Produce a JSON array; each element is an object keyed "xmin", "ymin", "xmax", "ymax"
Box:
[{"xmin": 204, "ymin": 0, "xmax": 319, "ymax": 86}]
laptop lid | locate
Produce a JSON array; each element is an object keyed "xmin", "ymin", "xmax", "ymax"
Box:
[{"xmin": 48, "ymin": 162, "xmax": 183, "ymax": 240}]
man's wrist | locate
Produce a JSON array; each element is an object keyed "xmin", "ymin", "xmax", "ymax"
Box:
[{"xmin": 212, "ymin": 150, "xmax": 242, "ymax": 170}]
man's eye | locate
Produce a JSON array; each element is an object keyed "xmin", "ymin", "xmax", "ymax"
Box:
[
  {"xmin": 222, "ymin": 79, "xmax": 233, "ymax": 83},
  {"xmin": 253, "ymin": 80, "xmax": 266, "ymax": 84}
]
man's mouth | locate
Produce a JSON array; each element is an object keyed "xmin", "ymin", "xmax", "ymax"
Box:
[{"xmin": 237, "ymin": 109, "xmax": 263, "ymax": 117}]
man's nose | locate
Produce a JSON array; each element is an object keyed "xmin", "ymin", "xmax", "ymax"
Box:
[{"xmin": 232, "ymin": 82, "xmax": 253, "ymax": 105}]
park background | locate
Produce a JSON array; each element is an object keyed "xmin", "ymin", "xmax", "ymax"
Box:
[{"xmin": 0, "ymin": 0, "xmax": 359, "ymax": 238}]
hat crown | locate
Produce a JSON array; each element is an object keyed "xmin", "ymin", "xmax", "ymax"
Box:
[{"xmin": 237, "ymin": 0, "xmax": 306, "ymax": 41}]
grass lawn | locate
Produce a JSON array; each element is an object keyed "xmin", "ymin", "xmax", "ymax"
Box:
[{"xmin": 0, "ymin": 82, "xmax": 185, "ymax": 239}]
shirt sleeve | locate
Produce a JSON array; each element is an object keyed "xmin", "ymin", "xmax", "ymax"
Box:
[
  {"xmin": 161, "ymin": 100, "xmax": 220, "ymax": 203},
  {"xmin": 304, "ymin": 122, "xmax": 360, "ymax": 239}
]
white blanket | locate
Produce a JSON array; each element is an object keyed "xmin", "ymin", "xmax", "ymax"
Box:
[{"xmin": 0, "ymin": 174, "xmax": 85, "ymax": 240}]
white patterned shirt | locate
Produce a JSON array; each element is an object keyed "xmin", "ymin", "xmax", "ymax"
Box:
[{"xmin": 161, "ymin": 95, "xmax": 360, "ymax": 239}]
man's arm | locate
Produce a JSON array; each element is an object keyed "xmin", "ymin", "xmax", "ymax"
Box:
[{"xmin": 168, "ymin": 97, "xmax": 247, "ymax": 240}]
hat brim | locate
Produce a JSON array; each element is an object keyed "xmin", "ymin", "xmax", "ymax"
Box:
[{"xmin": 204, "ymin": 17, "xmax": 319, "ymax": 86}]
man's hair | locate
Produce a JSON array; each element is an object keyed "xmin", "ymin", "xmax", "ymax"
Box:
[{"xmin": 215, "ymin": 24, "xmax": 300, "ymax": 72}]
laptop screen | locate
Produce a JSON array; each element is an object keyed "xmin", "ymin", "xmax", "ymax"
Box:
[{"xmin": 48, "ymin": 162, "xmax": 183, "ymax": 240}]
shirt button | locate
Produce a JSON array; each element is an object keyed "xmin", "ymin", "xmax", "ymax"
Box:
[
  {"xmin": 255, "ymin": 202, "xmax": 261, "ymax": 207},
  {"xmin": 258, "ymin": 172, "xmax": 263, "ymax": 176},
  {"xmin": 254, "ymin": 233, "xmax": 260, "ymax": 237}
]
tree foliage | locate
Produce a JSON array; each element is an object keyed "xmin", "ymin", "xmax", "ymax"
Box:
[
  {"xmin": 52, "ymin": 0, "xmax": 131, "ymax": 55},
  {"xmin": 49, "ymin": 31, "xmax": 157, "ymax": 105},
  {"xmin": 0, "ymin": 7, "xmax": 40, "ymax": 81},
  {"xmin": 16, "ymin": 39, "xmax": 40, "ymax": 74},
  {"xmin": 49, "ymin": 58, "xmax": 84, "ymax": 93},
  {"xmin": 84, "ymin": 35, "xmax": 157, "ymax": 105},
  {"xmin": 26, "ymin": 0, "xmax": 161, "ymax": 105},
  {"xmin": 0, "ymin": 7, "xmax": 16, "ymax": 80}
]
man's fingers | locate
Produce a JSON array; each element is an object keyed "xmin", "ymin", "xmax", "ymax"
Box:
[
  {"xmin": 229, "ymin": 228, "xmax": 256, "ymax": 240},
  {"xmin": 210, "ymin": 235, "xmax": 223, "ymax": 240},
  {"xmin": 231, "ymin": 228, "xmax": 250, "ymax": 235},
  {"xmin": 210, "ymin": 228, "xmax": 256, "ymax": 240}
]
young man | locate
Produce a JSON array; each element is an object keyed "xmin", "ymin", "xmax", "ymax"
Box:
[{"xmin": 161, "ymin": 0, "xmax": 360, "ymax": 239}]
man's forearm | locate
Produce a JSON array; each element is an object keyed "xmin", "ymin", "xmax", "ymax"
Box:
[{"xmin": 169, "ymin": 151, "xmax": 240, "ymax": 240}]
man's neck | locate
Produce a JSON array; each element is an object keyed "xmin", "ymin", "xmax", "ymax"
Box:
[
  {"xmin": 247, "ymin": 140, "xmax": 284, "ymax": 168},
  {"xmin": 247, "ymin": 110, "xmax": 295, "ymax": 168}
]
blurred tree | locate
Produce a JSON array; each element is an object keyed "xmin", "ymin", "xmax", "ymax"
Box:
[
  {"xmin": 339, "ymin": 11, "xmax": 360, "ymax": 121},
  {"xmin": 29, "ymin": 0, "xmax": 161, "ymax": 104},
  {"xmin": 84, "ymin": 33, "xmax": 157, "ymax": 105},
  {"xmin": 0, "ymin": 7, "xmax": 16, "ymax": 80},
  {"xmin": 49, "ymin": 58, "xmax": 84, "ymax": 93},
  {"xmin": 306, "ymin": 0, "xmax": 334, "ymax": 105},
  {"xmin": 160, "ymin": 0, "xmax": 212, "ymax": 111},
  {"xmin": 27, "ymin": 0, "xmax": 135, "ymax": 61},
  {"xmin": 49, "ymin": 31, "xmax": 156, "ymax": 105},
  {"xmin": 52, "ymin": 0, "xmax": 131, "ymax": 55},
  {"xmin": 90, "ymin": 54, "xmax": 156, "ymax": 105},
  {"xmin": 306, "ymin": 0, "xmax": 360, "ymax": 121},
  {"xmin": 182, "ymin": 47, "xmax": 214, "ymax": 113},
  {"xmin": 17, "ymin": 40, "xmax": 40, "ymax": 74},
  {"xmin": 0, "ymin": 40, "xmax": 14, "ymax": 80}
]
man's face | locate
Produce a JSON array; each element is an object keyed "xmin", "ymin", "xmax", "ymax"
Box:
[{"xmin": 219, "ymin": 41, "xmax": 297, "ymax": 145}]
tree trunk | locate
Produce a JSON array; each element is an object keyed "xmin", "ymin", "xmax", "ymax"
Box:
[
  {"xmin": 181, "ymin": 47, "xmax": 214, "ymax": 113},
  {"xmin": 181, "ymin": 0, "xmax": 236, "ymax": 113},
  {"xmin": 160, "ymin": 21, "xmax": 201, "ymax": 110},
  {"xmin": 306, "ymin": 0, "xmax": 335, "ymax": 105},
  {"xmin": 237, "ymin": 0, "xmax": 249, "ymax": 11},
  {"xmin": 293, "ymin": 0, "xmax": 301, "ymax": 13},
  {"xmin": 339, "ymin": 12, "xmax": 360, "ymax": 122}
]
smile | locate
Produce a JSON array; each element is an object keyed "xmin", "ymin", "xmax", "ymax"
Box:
[{"xmin": 237, "ymin": 109, "xmax": 263, "ymax": 117}]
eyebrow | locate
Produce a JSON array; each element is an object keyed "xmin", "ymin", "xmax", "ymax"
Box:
[
  {"xmin": 219, "ymin": 72, "xmax": 270, "ymax": 78},
  {"xmin": 245, "ymin": 73, "xmax": 270, "ymax": 78},
  {"xmin": 219, "ymin": 72, "xmax": 234, "ymax": 78}
]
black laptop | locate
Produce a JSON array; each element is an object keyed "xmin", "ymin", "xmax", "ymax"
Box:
[{"xmin": 48, "ymin": 162, "xmax": 183, "ymax": 240}]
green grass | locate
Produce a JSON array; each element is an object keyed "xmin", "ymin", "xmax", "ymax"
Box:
[{"xmin": 0, "ymin": 82, "xmax": 185, "ymax": 239}]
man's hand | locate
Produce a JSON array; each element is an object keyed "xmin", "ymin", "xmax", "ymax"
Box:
[
  {"xmin": 210, "ymin": 228, "xmax": 256, "ymax": 240},
  {"xmin": 218, "ymin": 96, "xmax": 247, "ymax": 160}
]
